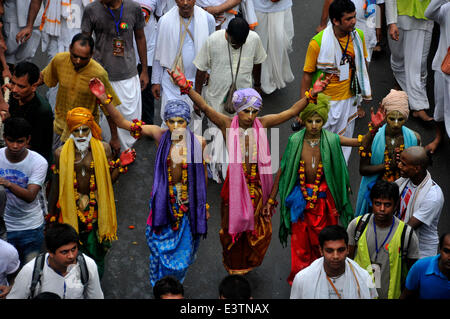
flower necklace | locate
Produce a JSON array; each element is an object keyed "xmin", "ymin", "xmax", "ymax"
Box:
[
  {"xmin": 383, "ymin": 144, "xmax": 404, "ymax": 182},
  {"xmin": 74, "ymin": 161, "xmax": 97, "ymax": 231},
  {"xmin": 167, "ymin": 146, "xmax": 189, "ymax": 231},
  {"xmin": 298, "ymin": 160, "xmax": 324, "ymax": 209},
  {"xmin": 241, "ymin": 133, "xmax": 259, "ymax": 207}
]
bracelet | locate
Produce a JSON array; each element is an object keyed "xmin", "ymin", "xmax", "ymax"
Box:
[
  {"xmin": 180, "ymin": 80, "xmax": 193, "ymax": 95},
  {"xmin": 109, "ymin": 159, "xmax": 129, "ymax": 173},
  {"xmin": 268, "ymin": 198, "xmax": 278, "ymax": 207},
  {"xmin": 358, "ymin": 146, "xmax": 372, "ymax": 158},
  {"xmin": 305, "ymin": 89, "xmax": 317, "ymax": 104},
  {"xmin": 103, "ymin": 94, "xmax": 113, "ymax": 105},
  {"xmin": 130, "ymin": 119, "xmax": 145, "ymax": 139},
  {"xmin": 50, "ymin": 164, "xmax": 59, "ymax": 175}
]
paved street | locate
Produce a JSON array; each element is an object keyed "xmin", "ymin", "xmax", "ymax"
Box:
[{"xmin": 34, "ymin": 1, "xmax": 449, "ymax": 299}]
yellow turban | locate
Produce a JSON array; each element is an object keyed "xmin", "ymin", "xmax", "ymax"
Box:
[{"xmin": 66, "ymin": 107, "xmax": 102, "ymax": 140}]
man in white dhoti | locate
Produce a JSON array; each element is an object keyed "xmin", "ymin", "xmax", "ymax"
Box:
[
  {"xmin": 385, "ymin": 0, "xmax": 434, "ymax": 122},
  {"xmin": 423, "ymin": 0, "xmax": 450, "ymax": 154},
  {"xmin": 151, "ymin": 0, "xmax": 215, "ymax": 131},
  {"xmin": 253, "ymin": 0, "xmax": 294, "ymax": 95},
  {"xmin": 193, "ymin": 17, "xmax": 266, "ymax": 182},
  {"xmin": 301, "ymin": 0, "xmax": 371, "ymax": 163},
  {"xmin": 3, "ymin": 0, "xmax": 44, "ymax": 65},
  {"xmin": 16, "ymin": 0, "xmax": 95, "ymax": 112},
  {"xmin": 290, "ymin": 225, "xmax": 377, "ymax": 299},
  {"xmin": 82, "ymin": 0, "xmax": 149, "ymax": 152}
]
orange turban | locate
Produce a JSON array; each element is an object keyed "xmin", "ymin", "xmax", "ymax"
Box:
[{"xmin": 66, "ymin": 107, "xmax": 102, "ymax": 140}]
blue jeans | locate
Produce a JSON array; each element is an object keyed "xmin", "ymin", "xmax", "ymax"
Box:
[{"xmin": 7, "ymin": 224, "xmax": 44, "ymax": 266}]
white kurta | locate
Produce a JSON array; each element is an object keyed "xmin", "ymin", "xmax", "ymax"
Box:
[{"xmin": 254, "ymin": 0, "xmax": 294, "ymax": 94}]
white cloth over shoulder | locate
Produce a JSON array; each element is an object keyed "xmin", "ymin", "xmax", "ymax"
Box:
[
  {"xmin": 154, "ymin": 5, "xmax": 211, "ymax": 70},
  {"xmin": 290, "ymin": 257, "xmax": 377, "ymax": 299},
  {"xmin": 317, "ymin": 25, "xmax": 372, "ymax": 100}
]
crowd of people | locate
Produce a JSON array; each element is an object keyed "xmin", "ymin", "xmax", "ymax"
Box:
[{"xmin": 0, "ymin": 0, "xmax": 448, "ymax": 300}]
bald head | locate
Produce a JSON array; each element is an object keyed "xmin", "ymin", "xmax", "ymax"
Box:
[{"xmin": 401, "ymin": 146, "xmax": 429, "ymax": 169}]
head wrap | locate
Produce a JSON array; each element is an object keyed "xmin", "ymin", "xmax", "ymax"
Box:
[
  {"xmin": 66, "ymin": 107, "xmax": 102, "ymax": 140},
  {"xmin": 163, "ymin": 100, "xmax": 191, "ymax": 124},
  {"xmin": 232, "ymin": 88, "xmax": 263, "ymax": 113},
  {"xmin": 299, "ymin": 93, "xmax": 331, "ymax": 123},
  {"xmin": 381, "ymin": 89, "xmax": 409, "ymax": 119}
]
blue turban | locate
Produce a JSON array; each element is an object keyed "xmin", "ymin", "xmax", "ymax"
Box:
[{"xmin": 163, "ymin": 100, "xmax": 191, "ymax": 123}]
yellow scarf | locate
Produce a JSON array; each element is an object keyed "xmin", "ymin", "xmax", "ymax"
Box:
[{"xmin": 59, "ymin": 138, "xmax": 117, "ymax": 242}]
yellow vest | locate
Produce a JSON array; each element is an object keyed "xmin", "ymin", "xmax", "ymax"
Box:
[{"xmin": 354, "ymin": 215, "xmax": 405, "ymax": 299}]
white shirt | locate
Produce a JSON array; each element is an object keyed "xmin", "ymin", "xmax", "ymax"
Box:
[
  {"xmin": 193, "ymin": 29, "xmax": 267, "ymax": 113},
  {"xmin": 6, "ymin": 253, "xmax": 104, "ymax": 299},
  {"xmin": 0, "ymin": 148, "xmax": 48, "ymax": 232},
  {"xmin": 0, "ymin": 239, "xmax": 20, "ymax": 286},
  {"xmin": 400, "ymin": 180, "xmax": 444, "ymax": 258}
]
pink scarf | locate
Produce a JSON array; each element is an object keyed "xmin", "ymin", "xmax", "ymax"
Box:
[{"xmin": 227, "ymin": 116, "xmax": 273, "ymax": 240}]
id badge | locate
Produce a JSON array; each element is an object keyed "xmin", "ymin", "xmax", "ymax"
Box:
[
  {"xmin": 339, "ymin": 62, "xmax": 349, "ymax": 81},
  {"xmin": 113, "ymin": 38, "xmax": 125, "ymax": 57}
]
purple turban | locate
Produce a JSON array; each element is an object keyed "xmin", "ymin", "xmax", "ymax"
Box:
[
  {"xmin": 232, "ymin": 88, "xmax": 263, "ymax": 113},
  {"xmin": 164, "ymin": 99, "xmax": 191, "ymax": 123}
]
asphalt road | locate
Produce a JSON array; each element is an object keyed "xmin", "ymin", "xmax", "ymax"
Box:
[{"xmin": 33, "ymin": 1, "xmax": 449, "ymax": 300}]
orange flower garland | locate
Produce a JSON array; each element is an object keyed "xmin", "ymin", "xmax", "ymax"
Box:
[
  {"xmin": 74, "ymin": 161, "xmax": 98, "ymax": 231},
  {"xmin": 167, "ymin": 146, "xmax": 189, "ymax": 231},
  {"xmin": 298, "ymin": 160, "xmax": 324, "ymax": 209},
  {"xmin": 383, "ymin": 144, "xmax": 404, "ymax": 182},
  {"xmin": 241, "ymin": 133, "xmax": 259, "ymax": 207}
]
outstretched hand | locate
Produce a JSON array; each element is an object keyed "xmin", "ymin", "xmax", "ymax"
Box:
[
  {"xmin": 167, "ymin": 66, "xmax": 189, "ymax": 89},
  {"xmin": 370, "ymin": 103, "xmax": 386, "ymax": 129},
  {"xmin": 311, "ymin": 73, "xmax": 332, "ymax": 96},
  {"xmin": 119, "ymin": 148, "xmax": 136, "ymax": 166},
  {"xmin": 89, "ymin": 78, "xmax": 106, "ymax": 100}
]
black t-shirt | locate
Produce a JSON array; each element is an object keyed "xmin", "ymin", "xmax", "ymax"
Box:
[{"xmin": 9, "ymin": 93, "xmax": 54, "ymax": 164}]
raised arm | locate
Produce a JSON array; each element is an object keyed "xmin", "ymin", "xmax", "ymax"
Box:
[
  {"xmin": 168, "ymin": 68, "xmax": 231, "ymax": 133},
  {"xmin": 259, "ymin": 74, "xmax": 332, "ymax": 129},
  {"xmin": 89, "ymin": 78, "xmax": 164, "ymax": 141}
]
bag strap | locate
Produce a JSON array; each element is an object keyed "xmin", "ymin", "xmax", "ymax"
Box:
[
  {"xmin": 77, "ymin": 253, "xmax": 89, "ymax": 286},
  {"xmin": 172, "ymin": 15, "xmax": 193, "ymax": 71},
  {"xmin": 354, "ymin": 213, "xmax": 372, "ymax": 243},
  {"xmin": 29, "ymin": 253, "xmax": 46, "ymax": 299},
  {"xmin": 227, "ymin": 42, "xmax": 242, "ymax": 85}
]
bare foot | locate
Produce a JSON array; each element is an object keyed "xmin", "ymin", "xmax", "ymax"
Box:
[
  {"xmin": 357, "ymin": 107, "xmax": 366, "ymax": 118},
  {"xmin": 412, "ymin": 110, "xmax": 433, "ymax": 122}
]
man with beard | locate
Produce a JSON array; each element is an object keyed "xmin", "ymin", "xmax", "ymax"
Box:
[{"xmin": 47, "ymin": 107, "xmax": 135, "ymax": 278}]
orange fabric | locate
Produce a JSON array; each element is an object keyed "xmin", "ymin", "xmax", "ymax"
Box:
[
  {"xmin": 66, "ymin": 107, "xmax": 102, "ymax": 140},
  {"xmin": 220, "ymin": 172, "xmax": 272, "ymax": 274}
]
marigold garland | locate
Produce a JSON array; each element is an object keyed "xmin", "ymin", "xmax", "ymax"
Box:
[
  {"xmin": 74, "ymin": 161, "xmax": 98, "ymax": 231},
  {"xmin": 167, "ymin": 146, "xmax": 189, "ymax": 231},
  {"xmin": 383, "ymin": 144, "xmax": 405, "ymax": 182},
  {"xmin": 298, "ymin": 160, "xmax": 324, "ymax": 209}
]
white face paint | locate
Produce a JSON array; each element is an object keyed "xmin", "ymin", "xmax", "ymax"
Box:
[{"xmin": 71, "ymin": 131, "xmax": 92, "ymax": 153}]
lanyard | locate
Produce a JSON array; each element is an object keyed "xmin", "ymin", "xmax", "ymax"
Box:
[
  {"xmin": 373, "ymin": 218, "xmax": 395, "ymax": 260},
  {"xmin": 338, "ymin": 34, "xmax": 350, "ymax": 62},
  {"xmin": 108, "ymin": 2, "xmax": 124, "ymax": 36}
]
